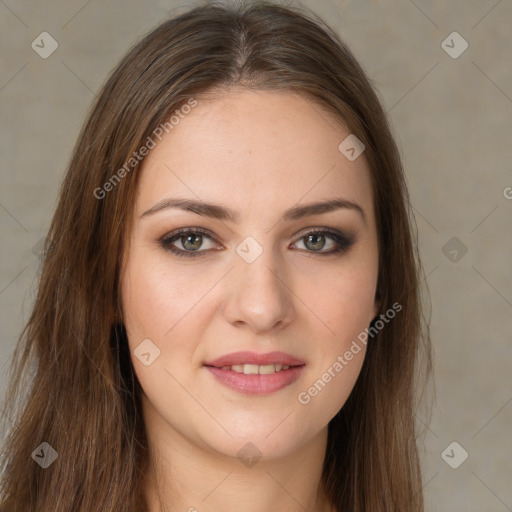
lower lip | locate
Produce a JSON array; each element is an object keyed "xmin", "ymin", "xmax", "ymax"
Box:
[{"xmin": 205, "ymin": 365, "xmax": 305, "ymax": 395}]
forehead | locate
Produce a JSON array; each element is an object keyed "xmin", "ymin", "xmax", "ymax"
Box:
[{"xmin": 135, "ymin": 88, "xmax": 374, "ymax": 222}]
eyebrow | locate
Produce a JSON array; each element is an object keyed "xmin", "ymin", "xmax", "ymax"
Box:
[{"xmin": 140, "ymin": 197, "xmax": 366, "ymax": 224}]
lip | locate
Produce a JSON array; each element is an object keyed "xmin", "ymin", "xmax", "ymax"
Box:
[
  {"xmin": 204, "ymin": 351, "xmax": 306, "ymax": 396},
  {"xmin": 205, "ymin": 365, "xmax": 305, "ymax": 395},
  {"xmin": 204, "ymin": 351, "xmax": 305, "ymax": 367}
]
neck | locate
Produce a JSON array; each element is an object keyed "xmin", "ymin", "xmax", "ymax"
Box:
[{"xmin": 141, "ymin": 396, "xmax": 335, "ymax": 512}]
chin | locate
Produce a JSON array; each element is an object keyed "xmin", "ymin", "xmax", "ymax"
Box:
[{"xmin": 196, "ymin": 419, "xmax": 317, "ymax": 463}]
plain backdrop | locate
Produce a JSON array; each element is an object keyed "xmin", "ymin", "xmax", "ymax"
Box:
[{"xmin": 1, "ymin": 1, "xmax": 511, "ymax": 510}]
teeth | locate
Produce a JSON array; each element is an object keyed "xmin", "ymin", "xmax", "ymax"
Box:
[
  {"xmin": 244, "ymin": 364, "xmax": 259, "ymax": 375},
  {"xmin": 225, "ymin": 363, "xmax": 292, "ymax": 374},
  {"xmin": 258, "ymin": 364, "xmax": 275, "ymax": 375}
]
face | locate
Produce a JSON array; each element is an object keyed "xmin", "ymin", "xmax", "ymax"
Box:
[{"xmin": 120, "ymin": 88, "xmax": 379, "ymax": 461}]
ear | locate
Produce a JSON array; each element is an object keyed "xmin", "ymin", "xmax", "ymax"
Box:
[
  {"xmin": 373, "ymin": 301, "xmax": 380, "ymax": 317},
  {"xmin": 372, "ymin": 291, "xmax": 381, "ymax": 323}
]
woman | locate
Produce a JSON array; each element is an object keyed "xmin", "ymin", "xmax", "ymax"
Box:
[{"xmin": 0, "ymin": 1, "xmax": 433, "ymax": 510}]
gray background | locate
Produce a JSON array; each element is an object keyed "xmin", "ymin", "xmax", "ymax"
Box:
[{"xmin": 1, "ymin": 1, "xmax": 511, "ymax": 510}]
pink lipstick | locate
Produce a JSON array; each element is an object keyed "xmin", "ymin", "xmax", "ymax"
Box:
[{"xmin": 204, "ymin": 351, "xmax": 305, "ymax": 395}]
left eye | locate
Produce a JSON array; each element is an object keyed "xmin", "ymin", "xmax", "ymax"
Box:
[{"xmin": 293, "ymin": 231, "xmax": 339, "ymax": 252}]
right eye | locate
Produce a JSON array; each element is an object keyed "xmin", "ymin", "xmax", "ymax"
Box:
[{"xmin": 160, "ymin": 228, "xmax": 221, "ymax": 258}]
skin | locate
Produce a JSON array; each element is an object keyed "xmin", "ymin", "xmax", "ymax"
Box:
[{"xmin": 120, "ymin": 87, "xmax": 380, "ymax": 512}]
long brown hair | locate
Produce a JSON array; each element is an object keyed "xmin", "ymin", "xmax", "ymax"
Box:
[{"xmin": 0, "ymin": 1, "xmax": 433, "ymax": 510}]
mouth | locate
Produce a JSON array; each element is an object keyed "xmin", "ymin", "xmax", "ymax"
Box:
[
  {"xmin": 210, "ymin": 363, "xmax": 295, "ymax": 374},
  {"xmin": 204, "ymin": 350, "xmax": 305, "ymax": 368},
  {"xmin": 204, "ymin": 351, "xmax": 305, "ymax": 395}
]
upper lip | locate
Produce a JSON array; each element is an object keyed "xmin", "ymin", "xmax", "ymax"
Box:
[{"xmin": 205, "ymin": 351, "xmax": 305, "ymax": 367}]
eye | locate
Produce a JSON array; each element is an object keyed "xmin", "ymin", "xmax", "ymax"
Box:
[
  {"xmin": 292, "ymin": 228, "xmax": 355, "ymax": 255},
  {"xmin": 160, "ymin": 227, "xmax": 355, "ymax": 259},
  {"xmin": 160, "ymin": 228, "xmax": 220, "ymax": 258}
]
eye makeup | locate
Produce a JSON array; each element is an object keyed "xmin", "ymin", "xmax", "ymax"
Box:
[{"xmin": 158, "ymin": 226, "xmax": 356, "ymax": 259}]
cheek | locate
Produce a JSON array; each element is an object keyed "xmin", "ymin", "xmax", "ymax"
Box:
[
  {"xmin": 296, "ymin": 272, "xmax": 372, "ymax": 422},
  {"xmin": 120, "ymin": 251, "xmax": 223, "ymax": 399},
  {"xmin": 295, "ymin": 251, "xmax": 377, "ymax": 413},
  {"xmin": 120, "ymin": 255, "xmax": 203, "ymax": 399},
  {"xmin": 121, "ymin": 264, "xmax": 169, "ymax": 340},
  {"xmin": 302, "ymin": 257, "xmax": 378, "ymax": 344},
  {"xmin": 121, "ymin": 252, "xmax": 209, "ymax": 341},
  {"xmin": 331, "ymin": 270, "xmax": 377, "ymax": 332}
]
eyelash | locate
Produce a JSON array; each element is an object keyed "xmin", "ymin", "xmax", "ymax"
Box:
[{"xmin": 159, "ymin": 227, "xmax": 355, "ymax": 259}]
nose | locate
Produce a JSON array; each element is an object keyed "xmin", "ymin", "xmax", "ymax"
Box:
[{"xmin": 221, "ymin": 248, "xmax": 296, "ymax": 333}]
